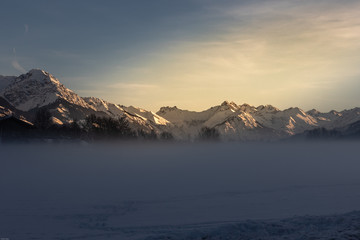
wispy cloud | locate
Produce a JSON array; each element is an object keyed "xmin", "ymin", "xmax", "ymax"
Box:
[
  {"xmin": 76, "ymin": 89, "xmax": 107, "ymax": 96},
  {"xmin": 104, "ymin": 0, "xmax": 360, "ymax": 111},
  {"xmin": 109, "ymin": 82, "xmax": 158, "ymax": 90},
  {"xmin": 11, "ymin": 60, "xmax": 26, "ymax": 73},
  {"xmin": 11, "ymin": 48, "xmax": 26, "ymax": 73},
  {"xmin": 24, "ymin": 24, "xmax": 29, "ymax": 34}
]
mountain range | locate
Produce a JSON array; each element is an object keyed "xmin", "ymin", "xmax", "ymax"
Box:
[{"xmin": 1, "ymin": 69, "xmax": 360, "ymax": 141}]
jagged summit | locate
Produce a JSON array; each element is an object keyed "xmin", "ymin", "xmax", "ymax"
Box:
[
  {"xmin": 329, "ymin": 110, "xmax": 341, "ymax": 115},
  {"xmin": 0, "ymin": 69, "xmax": 88, "ymax": 111},
  {"xmin": 220, "ymin": 100, "xmax": 237, "ymax": 107},
  {"xmin": 2, "ymin": 69, "xmax": 360, "ymax": 141},
  {"xmin": 28, "ymin": 68, "xmax": 49, "ymax": 76},
  {"xmin": 238, "ymin": 103, "xmax": 257, "ymax": 113},
  {"xmin": 19, "ymin": 69, "xmax": 60, "ymax": 84},
  {"xmin": 256, "ymin": 104, "xmax": 279, "ymax": 112},
  {"xmin": 158, "ymin": 106, "xmax": 179, "ymax": 114},
  {"xmin": 220, "ymin": 100, "xmax": 239, "ymax": 112},
  {"xmin": 307, "ymin": 109, "xmax": 320, "ymax": 115}
]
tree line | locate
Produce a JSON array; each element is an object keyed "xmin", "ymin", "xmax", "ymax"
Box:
[
  {"xmin": 1, "ymin": 109, "xmax": 221, "ymax": 142},
  {"xmin": 30, "ymin": 109, "xmax": 177, "ymax": 142}
]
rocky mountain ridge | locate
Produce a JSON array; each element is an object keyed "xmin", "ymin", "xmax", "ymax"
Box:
[{"xmin": 1, "ymin": 69, "xmax": 360, "ymax": 141}]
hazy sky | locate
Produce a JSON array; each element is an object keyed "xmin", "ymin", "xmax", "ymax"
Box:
[{"xmin": 1, "ymin": 0, "xmax": 360, "ymax": 111}]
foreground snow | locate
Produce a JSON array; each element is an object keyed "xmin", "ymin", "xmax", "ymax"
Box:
[
  {"xmin": 1, "ymin": 142, "xmax": 360, "ymax": 239},
  {"xmin": 144, "ymin": 211, "xmax": 360, "ymax": 240}
]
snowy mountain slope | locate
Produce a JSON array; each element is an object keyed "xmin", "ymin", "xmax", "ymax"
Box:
[
  {"xmin": 305, "ymin": 107, "xmax": 360, "ymax": 133},
  {"xmin": 157, "ymin": 106, "xmax": 217, "ymax": 125},
  {"xmin": 253, "ymin": 107, "xmax": 319, "ymax": 135},
  {"xmin": 0, "ymin": 75, "xmax": 16, "ymax": 91},
  {"xmin": 32, "ymin": 98, "xmax": 108, "ymax": 124},
  {"xmin": 1, "ymin": 69, "xmax": 360, "ymax": 141},
  {"xmin": 0, "ymin": 71, "xmax": 165, "ymax": 137},
  {"xmin": 83, "ymin": 96, "xmax": 124, "ymax": 117},
  {"xmin": 0, "ymin": 70, "xmax": 111, "ymax": 125},
  {"xmin": 204, "ymin": 102, "xmax": 259, "ymax": 128},
  {"xmin": 0, "ymin": 97, "xmax": 17, "ymax": 115},
  {"xmin": 291, "ymin": 116, "xmax": 360, "ymax": 140},
  {"xmin": 157, "ymin": 101, "xmax": 360, "ymax": 140},
  {"xmin": 0, "ymin": 70, "xmax": 166, "ymax": 134},
  {"xmin": 83, "ymin": 96, "xmax": 172, "ymax": 135},
  {"xmin": 156, "ymin": 101, "xmax": 265, "ymax": 140},
  {"xmin": 201, "ymin": 103, "xmax": 281, "ymax": 140},
  {"xmin": 0, "ymin": 77, "xmax": 16, "ymax": 118},
  {"xmin": 307, "ymin": 109, "xmax": 341, "ymax": 123},
  {"xmin": 83, "ymin": 97, "xmax": 170, "ymax": 126},
  {"xmin": 343, "ymin": 119, "xmax": 360, "ymax": 137},
  {"xmin": 122, "ymin": 105, "xmax": 170, "ymax": 126},
  {"xmin": 212, "ymin": 114, "xmax": 284, "ymax": 141},
  {"xmin": 326, "ymin": 108, "xmax": 360, "ymax": 128},
  {"xmin": 0, "ymin": 96, "xmax": 31, "ymax": 120},
  {"xmin": 157, "ymin": 101, "xmax": 316, "ymax": 140},
  {"xmin": 0, "ymin": 69, "xmax": 92, "ymax": 112}
]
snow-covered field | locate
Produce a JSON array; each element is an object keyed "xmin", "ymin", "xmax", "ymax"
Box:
[{"xmin": 1, "ymin": 141, "xmax": 360, "ymax": 239}]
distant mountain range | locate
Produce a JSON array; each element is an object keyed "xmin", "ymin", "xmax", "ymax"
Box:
[{"xmin": 1, "ymin": 69, "xmax": 360, "ymax": 141}]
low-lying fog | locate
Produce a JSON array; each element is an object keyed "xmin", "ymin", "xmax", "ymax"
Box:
[{"xmin": 1, "ymin": 141, "xmax": 360, "ymax": 239}]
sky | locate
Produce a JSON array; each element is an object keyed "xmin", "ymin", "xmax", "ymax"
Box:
[{"xmin": 1, "ymin": 0, "xmax": 360, "ymax": 112}]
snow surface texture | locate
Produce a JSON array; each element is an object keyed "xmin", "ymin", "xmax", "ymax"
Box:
[
  {"xmin": 0, "ymin": 75, "xmax": 15, "ymax": 91},
  {"xmin": 0, "ymin": 69, "xmax": 91, "ymax": 111},
  {"xmin": 157, "ymin": 102, "xmax": 360, "ymax": 140},
  {"xmin": 1, "ymin": 142, "xmax": 360, "ymax": 239},
  {"xmin": 83, "ymin": 96, "xmax": 170, "ymax": 133},
  {"xmin": 141, "ymin": 211, "xmax": 360, "ymax": 240}
]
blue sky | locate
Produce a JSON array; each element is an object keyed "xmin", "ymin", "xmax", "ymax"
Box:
[{"xmin": 1, "ymin": 0, "xmax": 360, "ymax": 111}]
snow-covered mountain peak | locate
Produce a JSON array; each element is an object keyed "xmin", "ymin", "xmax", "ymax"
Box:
[
  {"xmin": 158, "ymin": 106, "xmax": 179, "ymax": 114},
  {"xmin": 123, "ymin": 105, "xmax": 170, "ymax": 125},
  {"xmin": 219, "ymin": 101, "xmax": 239, "ymax": 112},
  {"xmin": 221, "ymin": 100, "xmax": 235, "ymax": 107},
  {"xmin": 28, "ymin": 68, "xmax": 50, "ymax": 77},
  {"xmin": 21, "ymin": 69, "xmax": 60, "ymax": 85},
  {"xmin": 0, "ymin": 69, "xmax": 90, "ymax": 111},
  {"xmin": 329, "ymin": 110, "xmax": 341, "ymax": 116},
  {"xmin": 28, "ymin": 68, "xmax": 46, "ymax": 74},
  {"xmin": 284, "ymin": 107, "xmax": 301, "ymax": 113},
  {"xmin": 82, "ymin": 97, "xmax": 170, "ymax": 126},
  {"xmin": 2, "ymin": 69, "xmax": 360, "ymax": 141},
  {"xmin": 219, "ymin": 101, "xmax": 239, "ymax": 111},
  {"xmin": 307, "ymin": 109, "xmax": 320, "ymax": 116},
  {"xmin": 256, "ymin": 104, "xmax": 280, "ymax": 112},
  {"xmin": 218, "ymin": 101, "xmax": 258, "ymax": 113},
  {"xmin": 83, "ymin": 96, "xmax": 113, "ymax": 112},
  {"xmin": 239, "ymin": 103, "xmax": 257, "ymax": 113}
]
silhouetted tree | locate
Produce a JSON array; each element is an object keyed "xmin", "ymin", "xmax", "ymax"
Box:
[
  {"xmin": 67, "ymin": 120, "xmax": 83, "ymax": 138},
  {"xmin": 34, "ymin": 108, "xmax": 51, "ymax": 130},
  {"xmin": 198, "ymin": 127, "xmax": 220, "ymax": 141},
  {"xmin": 160, "ymin": 131, "xmax": 174, "ymax": 141},
  {"xmin": 306, "ymin": 127, "xmax": 341, "ymax": 139},
  {"xmin": 84, "ymin": 114, "xmax": 133, "ymax": 140},
  {"xmin": 137, "ymin": 129, "xmax": 158, "ymax": 140}
]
